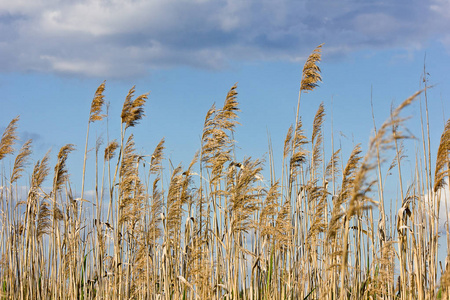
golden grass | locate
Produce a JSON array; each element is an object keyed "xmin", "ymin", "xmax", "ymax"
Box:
[{"xmin": 0, "ymin": 46, "xmax": 450, "ymax": 299}]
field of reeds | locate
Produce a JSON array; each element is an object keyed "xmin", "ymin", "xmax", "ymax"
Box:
[{"xmin": 1, "ymin": 45, "xmax": 450, "ymax": 299}]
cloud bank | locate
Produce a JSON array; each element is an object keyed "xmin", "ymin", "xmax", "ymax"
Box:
[{"xmin": 0, "ymin": 0, "xmax": 449, "ymax": 78}]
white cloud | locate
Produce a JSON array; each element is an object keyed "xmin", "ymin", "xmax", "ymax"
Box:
[
  {"xmin": 436, "ymin": 187, "xmax": 450, "ymax": 231},
  {"xmin": 0, "ymin": 0, "xmax": 449, "ymax": 78},
  {"xmin": 422, "ymin": 180, "xmax": 450, "ymax": 232}
]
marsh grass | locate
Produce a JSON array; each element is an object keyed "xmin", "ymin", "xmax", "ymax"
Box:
[{"xmin": 1, "ymin": 45, "xmax": 450, "ymax": 299}]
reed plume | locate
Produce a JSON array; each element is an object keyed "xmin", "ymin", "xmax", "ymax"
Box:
[
  {"xmin": 283, "ymin": 125, "xmax": 293, "ymax": 160},
  {"xmin": 36, "ymin": 201, "xmax": 52, "ymax": 238},
  {"xmin": 149, "ymin": 138, "xmax": 165, "ymax": 175},
  {"xmin": 89, "ymin": 81, "xmax": 106, "ymax": 123},
  {"xmin": 325, "ymin": 149, "xmax": 341, "ymax": 183},
  {"xmin": 260, "ymin": 181, "xmax": 281, "ymax": 240},
  {"xmin": 11, "ymin": 139, "xmax": 32, "ymax": 184},
  {"xmin": 104, "ymin": 140, "xmax": 119, "ymax": 161},
  {"xmin": 121, "ymin": 86, "xmax": 148, "ymax": 129},
  {"xmin": 311, "ymin": 103, "xmax": 325, "ymax": 177},
  {"xmin": 434, "ymin": 119, "xmax": 450, "ymax": 192},
  {"xmin": 28, "ymin": 151, "xmax": 51, "ymax": 225},
  {"xmin": 53, "ymin": 144, "xmax": 75, "ymax": 194},
  {"xmin": 290, "ymin": 120, "xmax": 308, "ymax": 170},
  {"xmin": 81, "ymin": 82, "xmax": 107, "ymax": 201},
  {"xmin": 166, "ymin": 165, "xmax": 183, "ymax": 242},
  {"xmin": 295, "ymin": 44, "xmax": 323, "ymax": 128},
  {"xmin": 31, "ymin": 151, "xmax": 51, "ymax": 189},
  {"xmin": 0, "ymin": 116, "xmax": 19, "ymax": 160},
  {"xmin": 147, "ymin": 138, "xmax": 165, "ymax": 242},
  {"xmin": 229, "ymin": 158, "xmax": 263, "ymax": 234},
  {"xmin": 327, "ymin": 145, "xmax": 362, "ymax": 241},
  {"xmin": 216, "ymin": 83, "xmax": 240, "ymax": 132},
  {"xmin": 118, "ymin": 135, "xmax": 143, "ymax": 227},
  {"xmin": 149, "ymin": 178, "xmax": 163, "ymax": 242},
  {"xmin": 275, "ymin": 194, "xmax": 293, "ymax": 250},
  {"xmin": 201, "ymin": 84, "xmax": 240, "ymax": 185},
  {"xmin": 300, "ymin": 44, "xmax": 323, "ymax": 93}
]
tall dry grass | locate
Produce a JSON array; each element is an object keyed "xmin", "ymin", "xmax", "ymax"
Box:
[{"xmin": 0, "ymin": 45, "xmax": 450, "ymax": 299}]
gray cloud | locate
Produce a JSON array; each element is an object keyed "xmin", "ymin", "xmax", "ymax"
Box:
[
  {"xmin": 20, "ymin": 131, "xmax": 42, "ymax": 142},
  {"xmin": 0, "ymin": 0, "xmax": 448, "ymax": 78}
]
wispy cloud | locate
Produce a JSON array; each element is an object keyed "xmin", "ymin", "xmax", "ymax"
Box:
[
  {"xmin": 0, "ymin": 0, "xmax": 448, "ymax": 78},
  {"xmin": 423, "ymin": 179, "xmax": 450, "ymax": 233}
]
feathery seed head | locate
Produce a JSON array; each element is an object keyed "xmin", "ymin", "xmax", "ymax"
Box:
[
  {"xmin": 300, "ymin": 44, "xmax": 323, "ymax": 92},
  {"xmin": 121, "ymin": 86, "xmax": 148, "ymax": 129},
  {"xmin": 150, "ymin": 138, "xmax": 165, "ymax": 175},
  {"xmin": 104, "ymin": 140, "xmax": 119, "ymax": 161},
  {"xmin": 0, "ymin": 116, "xmax": 19, "ymax": 161},
  {"xmin": 89, "ymin": 81, "xmax": 106, "ymax": 122},
  {"xmin": 32, "ymin": 150, "xmax": 51, "ymax": 189},
  {"xmin": 53, "ymin": 144, "xmax": 75, "ymax": 194},
  {"xmin": 434, "ymin": 119, "xmax": 450, "ymax": 192},
  {"xmin": 11, "ymin": 139, "xmax": 32, "ymax": 184}
]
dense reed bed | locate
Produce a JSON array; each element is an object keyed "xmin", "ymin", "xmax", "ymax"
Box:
[{"xmin": 1, "ymin": 45, "xmax": 450, "ymax": 299}]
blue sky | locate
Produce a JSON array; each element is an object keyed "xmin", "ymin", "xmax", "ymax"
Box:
[{"xmin": 0, "ymin": 0, "xmax": 450, "ymax": 202}]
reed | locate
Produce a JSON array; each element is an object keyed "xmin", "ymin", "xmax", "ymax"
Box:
[{"xmin": 1, "ymin": 45, "xmax": 449, "ymax": 299}]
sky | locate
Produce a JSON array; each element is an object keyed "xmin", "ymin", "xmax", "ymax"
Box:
[{"xmin": 1, "ymin": 0, "xmax": 450, "ymax": 214}]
